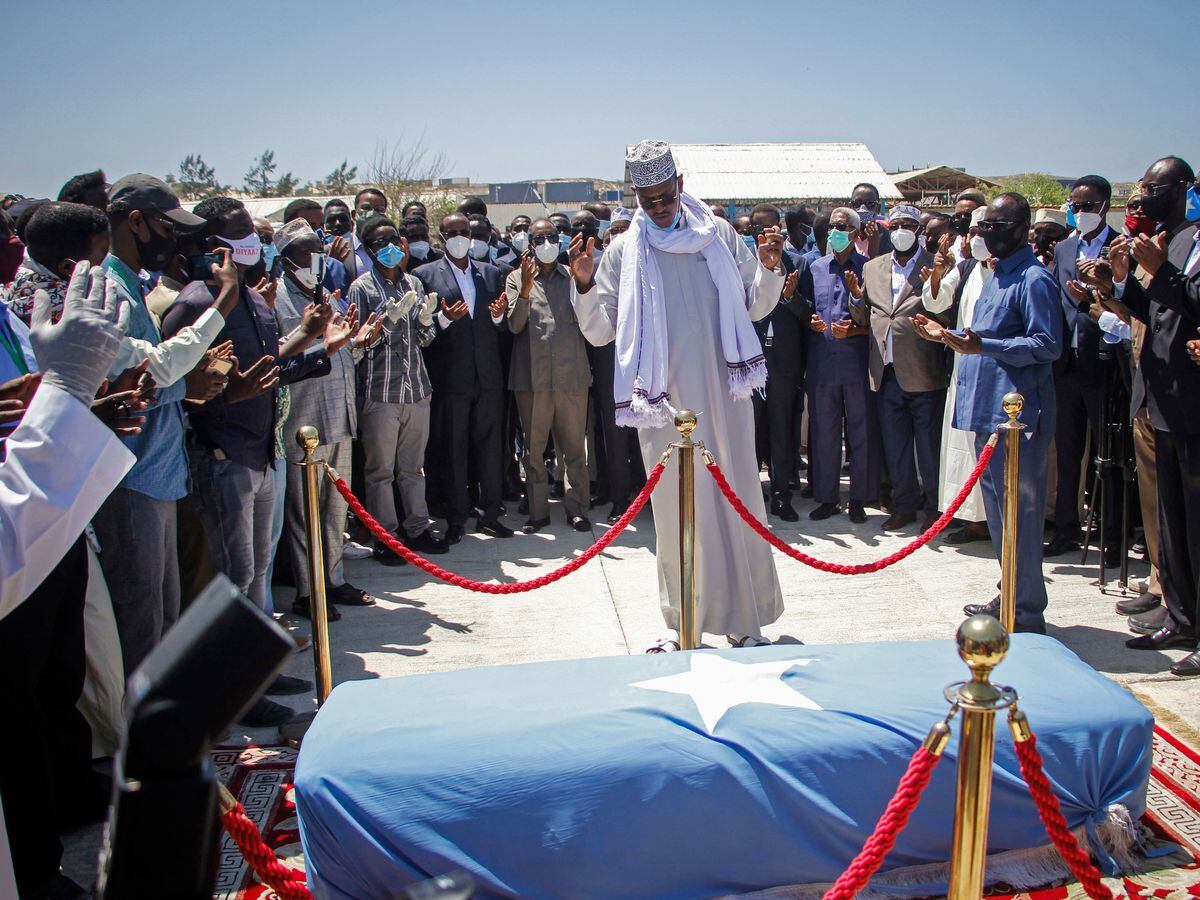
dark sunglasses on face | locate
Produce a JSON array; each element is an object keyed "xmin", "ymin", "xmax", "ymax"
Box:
[
  {"xmin": 367, "ymin": 235, "xmax": 399, "ymax": 250},
  {"xmin": 975, "ymin": 219, "xmax": 1016, "ymax": 233},
  {"xmin": 637, "ymin": 186, "xmax": 679, "ymax": 211},
  {"xmin": 442, "ymin": 228, "xmax": 469, "ymax": 238},
  {"xmin": 1139, "ymin": 180, "xmax": 1185, "ymax": 197},
  {"xmin": 530, "ymin": 233, "xmax": 558, "ymax": 247},
  {"xmin": 1068, "ymin": 200, "xmax": 1103, "ymax": 213},
  {"xmin": 326, "ymin": 213, "xmax": 351, "ymax": 226},
  {"xmin": 830, "ymin": 222, "xmax": 854, "ymax": 232},
  {"xmin": 855, "ymin": 199, "xmax": 880, "ymax": 211}
]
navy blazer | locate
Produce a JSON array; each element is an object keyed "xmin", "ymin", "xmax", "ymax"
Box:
[
  {"xmin": 753, "ymin": 248, "xmax": 808, "ymax": 381},
  {"xmin": 412, "ymin": 256, "xmax": 506, "ymax": 395}
]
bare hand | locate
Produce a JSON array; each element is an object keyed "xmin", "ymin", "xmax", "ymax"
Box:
[
  {"xmin": 301, "ymin": 300, "xmax": 333, "ymax": 335},
  {"xmin": 1108, "ymin": 236, "xmax": 1130, "ymax": 283},
  {"xmin": 440, "ymin": 298, "xmax": 469, "ymax": 322},
  {"xmin": 808, "ymin": 313, "xmax": 826, "ymax": 334},
  {"xmin": 324, "ymin": 304, "xmax": 360, "ymax": 353},
  {"xmin": 91, "ymin": 387, "xmax": 148, "ymax": 436},
  {"xmin": 489, "ymin": 292, "xmax": 508, "ymax": 319},
  {"xmin": 328, "ymin": 235, "xmax": 351, "ymax": 263},
  {"xmin": 568, "ymin": 233, "xmax": 596, "ymax": 290},
  {"xmin": 1188, "ymin": 328, "xmax": 1200, "ymax": 366},
  {"xmin": 1131, "ymin": 232, "xmax": 1169, "ymax": 277},
  {"xmin": 108, "ymin": 358, "xmax": 156, "ymax": 407},
  {"xmin": 782, "ymin": 269, "xmax": 798, "ymax": 299},
  {"xmin": 1076, "ymin": 257, "xmax": 1113, "ymax": 292},
  {"xmin": 844, "ymin": 270, "xmax": 863, "ymax": 300},
  {"xmin": 225, "ymin": 355, "xmax": 280, "ymax": 403},
  {"xmin": 211, "ymin": 247, "xmax": 237, "ymax": 292},
  {"xmin": 1065, "ymin": 280, "xmax": 1089, "ymax": 303},
  {"xmin": 185, "ymin": 360, "xmax": 229, "ymax": 402},
  {"xmin": 912, "ymin": 313, "xmax": 947, "ymax": 343},
  {"xmin": 518, "ymin": 252, "xmax": 538, "ymax": 298},
  {"xmin": 252, "ymin": 276, "xmax": 278, "ymax": 309},
  {"xmin": 354, "ymin": 310, "xmax": 383, "ymax": 348},
  {"xmin": 942, "ymin": 327, "xmax": 982, "ymax": 355},
  {"xmin": 1088, "ymin": 301, "xmax": 1107, "ymax": 323},
  {"xmin": 830, "ymin": 317, "xmax": 854, "ymax": 339},
  {"xmin": 934, "ymin": 234, "xmax": 955, "ymax": 274},
  {"xmin": 0, "ymin": 372, "xmax": 41, "ymax": 427},
  {"xmin": 756, "ymin": 226, "xmax": 785, "ymax": 270}
]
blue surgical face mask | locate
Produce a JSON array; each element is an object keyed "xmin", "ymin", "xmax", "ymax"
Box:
[
  {"xmin": 408, "ymin": 240, "xmax": 430, "ymax": 260},
  {"xmin": 741, "ymin": 234, "xmax": 757, "ymax": 249},
  {"xmin": 315, "ymin": 227, "xmax": 329, "ymax": 244},
  {"xmin": 262, "ymin": 242, "xmax": 281, "ymax": 273},
  {"xmin": 596, "ymin": 219, "xmax": 611, "ymax": 240},
  {"xmin": 1187, "ymin": 184, "xmax": 1200, "ymax": 223},
  {"xmin": 558, "ymin": 233, "xmax": 570, "ymax": 252},
  {"xmin": 1064, "ymin": 203, "xmax": 1077, "ymax": 230},
  {"xmin": 827, "ymin": 229, "xmax": 853, "ymax": 254},
  {"xmin": 374, "ymin": 243, "xmax": 405, "ymax": 268},
  {"xmin": 647, "ymin": 207, "xmax": 682, "ymax": 232}
]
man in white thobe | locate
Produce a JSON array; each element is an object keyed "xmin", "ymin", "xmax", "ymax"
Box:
[{"xmin": 570, "ymin": 140, "xmax": 787, "ymax": 649}]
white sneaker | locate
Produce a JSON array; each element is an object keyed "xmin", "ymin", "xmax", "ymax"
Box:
[{"xmin": 342, "ymin": 540, "xmax": 373, "ymax": 560}]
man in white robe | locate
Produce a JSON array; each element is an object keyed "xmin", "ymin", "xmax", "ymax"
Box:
[{"xmin": 570, "ymin": 140, "xmax": 786, "ymax": 649}]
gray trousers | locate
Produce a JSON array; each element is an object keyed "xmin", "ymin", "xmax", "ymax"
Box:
[
  {"xmin": 284, "ymin": 439, "xmax": 351, "ymax": 598},
  {"xmin": 515, "ymin": 389, "xmax": 590, "ymax": 520},
  {"xmin": 360, "ymin": 397, "xmax": 431, "ymax": 537},
  {"xmin": 188, "ymin": 445, "xmax": 275, "ymax": 610},
  {"xmin": 91, "ymin": 487, "xmax": 181, "ymax": 676}
]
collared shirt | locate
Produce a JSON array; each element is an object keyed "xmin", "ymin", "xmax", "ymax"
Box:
[
  {"xmin": 1070, "ymin": 225, "xmax": 1113, "ymax": 347},
  {"xmin": 1187, "ymin": 230, "xmax": 1200, "ymax": 276},
  {"xmin": 347, "ymin": 268, "xmax": 436, "ymax": 405},
  {"xmin": 100, "ymin": 254, "xmax": 190, "ymax": 500},
  {"xmin": 352, "ymin": 233, "xmax": 372, "ymax": 282},
  {"xmin": 885, "ymin": 250, "xmax": 920, "ymax": 365}
]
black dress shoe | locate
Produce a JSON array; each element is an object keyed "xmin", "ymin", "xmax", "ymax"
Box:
[
  {"xmin": 1044, "ymin": 534, "xmax": 1082, "ymax": 557},
  {"xmin": 518, "ymin": 497, "xmax": 530, "ymax": 515},
  {"xmin": 445, "ymin": 523, "xmax": 465, "ymax": 544},
  {"xmin": 919, "ymin": 515, "xmax": 939, "ymax": 534},
  {"xmin": 1126, "ymin": 627, "xmax": 1197, "ymax": 651},
  {"xmin": 963, "ymin": 597, "xmax": 1001, "ymax": 617},
  {"xmin": 1116, "ymin": 592, "xmax": 1161, "ymax": 616},
  {"xmin": 800, "ymin": 484, "xmax": 814, "ymax": 499},
  {"xmin": 267, "ymin": 674, "xmax": 313, "ymax": 696},
  {"xmin": 1102, "ymin": 546, "xmax": 1123, "ymax": 569},
  {"xmin": 478, "ymin": 518, "xmax": 514, "ymax": 538},
  {"xmin": 607, "ymin": 501, "xmax": 630, "ymax": 524},
  {"xmin": 522, "ymin": 517, "xmax": 550, "ymax": 534},
  {"xmin": 848, "ymin": 503, "xmax": 867, "ymax": 524},
  {"xmin": 292, "ymin": 596, "xmax": 341, "ymax": 621},
  {"xmin": 1171, "ymin": 651, "xmax": 1200, "ymax": 677},
  {"xmin": 373, "ymin": 540, "xmax": 408, "ymax": 566},
  {"xmin": 569, "ymin": 515, "xmax": 592, "ymax": 532},
  {"xmin": 1014, "ymin": 621, "xmax": 1047, "ymax": 635},
  {"xmin": 329, "ymin": 582, "xmax": 373, "ymax": 606},
  {"xmin": 239, "ymin": 696, "xmax": 296, "ymax": 727},
  {"xmin": 406, "ymin": 528, "xmax": 449, "ymax": 555},
  {"xmin": 549, "ymin": 481, "xmax": 565, "ymax": 499},
  {"xmin": 881, "ymin": 511, "xmax": 916, "ymax": 531},
  {"xmin": 809, "ymin": 501, "xmax": 840, "ymax": 521},
  {"xmin": 1129, "ymin": 604, "xmax": 1169, "ymax": 635},
  {"xmin": 770, "ymin": 497, "xmax": 800, "ymax": 522},
  {"xmin": 946, "ymin": 522, "xmax": 990, "ymax": 544}
]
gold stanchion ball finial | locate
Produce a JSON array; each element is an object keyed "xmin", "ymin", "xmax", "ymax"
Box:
[
  {"xmin": 957, "ymin": 614, "xmax": 1009, "ymax": 672},
  {"xmin": 1002, "ymin": 392, "xmax": 1024, "ymax": 423},
  {"xmin": 674, "ymin": 409, "xmax": 698, "ymax": 440},
  {"xmin": 296, "ymin": 425, "xmax": 320, "ymax": 453}
]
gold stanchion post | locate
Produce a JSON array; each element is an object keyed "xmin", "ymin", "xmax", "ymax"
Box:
[
  {"xmin": 947, "ymin": 614, "xmax": 1014, "ymax": 900},
  {"xmin": 999, "ymin": 393, "xmax": 1025, "ymax": 633},
  {"xmin": 674, "ymin": 410, "xmax": 698, "ymax": 651},
  {"xmin": 298, "ymin": 426, "xmax": 334, "ymax": 704}
]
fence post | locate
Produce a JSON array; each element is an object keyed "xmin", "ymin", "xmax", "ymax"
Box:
[
  {"xmin": 675, "ymin": 410, "xmax": 698, "ymax": 651},
  {"xmin": 999, "ymin": 393, "xmax": 1025, "ymax": 633}
]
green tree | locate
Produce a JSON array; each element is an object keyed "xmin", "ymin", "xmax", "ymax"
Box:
[
  {"xmin": 986, "ymin": 173, "xmax": 1068, "ymax": 208},
  {"xmin": 273, "ymin": 171, "xmax": 300, "ymax": 197},
  {"xmin": 169, "ymin": 153, "xmax": 224, "ymax": 201},
  {"xmin": 317, "ymin": 160, "xmax": 358, "ymax": 194},
  {"xmin": 244, "ymin": 149, "xmax": 279, "ymax": 197}
]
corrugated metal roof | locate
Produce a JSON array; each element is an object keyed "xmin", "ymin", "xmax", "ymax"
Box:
[{"xmin": 626, "ymin": 142, "xmax": 903, "ymax": 201}]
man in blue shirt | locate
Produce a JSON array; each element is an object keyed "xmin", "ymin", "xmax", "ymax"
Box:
[{"xmin": 915, "ymin": 192, "xmax": 1062, "ymax": 633}]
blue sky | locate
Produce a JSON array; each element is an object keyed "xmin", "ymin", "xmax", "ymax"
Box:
[{"xmin": 2, "ymin": 0, "xmax": 1196, "ymax": 197}]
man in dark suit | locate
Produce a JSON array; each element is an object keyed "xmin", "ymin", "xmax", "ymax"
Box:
[
  {"xmin": 748, "ymin": 204, "xmax": 806, "ymax": 521},
  {"xmin": 850, "ymin": 204, "xmax": 948, "ymax": 532},
  {"xmin": 1045, "ymin": 175, "xmax": 1124, "ymax": 561},
  {"xmin": 413, "ymin": 213, "xmax": 514, "ymax": 543},
  {"xmin": 1114, "ymin": 157, "xmax": 1200, "ymax": 670},
  {"xmin": 850, "ymin": 183, "xmax": 894, "ymax": 259}
]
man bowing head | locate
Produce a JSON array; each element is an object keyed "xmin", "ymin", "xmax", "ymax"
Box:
[{"xmin": 571, "ymin": 139, "xmax": 788, "ymax": 652}]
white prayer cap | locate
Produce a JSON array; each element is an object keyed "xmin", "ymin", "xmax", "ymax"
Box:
[
  {"xmin": 612, "ymin": 206, "xmax": 635, "ymax": 222},
  {"xmin": 274, "ymin": 218, "xmax": 315, "ymax": 252},
  {"xmin": 970, "ymin": 206, "xmax": 988, "ymax": 227},
  {"xmin": 831, "ymin": 207, "xmax": 861, "ymax": 230},
  {"xmin": 626, "ymin": 140, "xmax": 677, "ymax": 188},
  {"xmin": 1033, "ymin": 207, "xmax": 1069, "ymax": 229},
  {"xmin": 888, "ymin": 204, "xmax": 922, "ymax": 224}
]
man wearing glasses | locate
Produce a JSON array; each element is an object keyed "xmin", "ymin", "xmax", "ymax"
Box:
[
  {"xmin": 913, "ymin": 192, "xmax": 1061, "ymax": 634},
  {"xmin": 850, "ymin": 183, "xmax": 893, "ymax": 260}
]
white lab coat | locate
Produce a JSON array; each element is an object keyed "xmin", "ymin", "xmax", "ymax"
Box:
[{"xmin": 0, "ymin": 383, "xmax": 134, "ymax": 895}]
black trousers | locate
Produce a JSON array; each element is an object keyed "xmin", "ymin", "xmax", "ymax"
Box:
[
  {"xmin": 754, "ymin": 354, "xmax": 802, "ymax": 502},
  {"xmin": 435, "ymin": 386, "xmax": 504, "ymax": 526},
  {"xmin": 1053, "ymin": 363, "xmax": 1119, "ymax": 542},
  {"xmin": 590, "ymin": 343, "xmax": 643, "ymax": 505},
  {"xmin": 1157, "ymin": 430, "xmax": 1200, "ymax": 634},
  {"xmin": 0, "ymin": 537, "xmax": 92, "ymax": 894},
  {"xmin": 877, "ymin": 368, "xmax": 945, "ymax": 515}
]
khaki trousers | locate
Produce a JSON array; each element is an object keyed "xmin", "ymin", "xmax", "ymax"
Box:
[
  {"xmin": 515, "ymin": 389, "xmax": 590, "ymax": 521},
  {"xmin": 1133, "ymin": 409, "xmax": 1162, "ymax": 594}
]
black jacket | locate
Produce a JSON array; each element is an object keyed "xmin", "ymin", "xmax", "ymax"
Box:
[
  {"xmin": 753, "ymin": 247, "xmax": 808, "ymax": 381},
  {"xmin": 413, "ymin": 257, "xmax": 506, "ymax": 395}
]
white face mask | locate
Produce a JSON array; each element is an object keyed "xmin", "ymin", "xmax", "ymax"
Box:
[
  {"xmin": 408, "ymin": 240, "xmax": 430, "ymax": 260},
  {"xmin": 890, "ymin": 228, "xmax": 917, "ymax": 253},
  {"xmin": 511, "ymin": 231, "xmax": 530, "ymax": 253},
  {"xmin": 291, "ymin": 264, "xmax": 319, "ymax": 290},
  {"xmin": 219, "ymin": 232, "xmax": 263, "ymax": 266},
  {"xmin": 534, "ymin": 241, "xmax": 561, "ymax": 265},
  {"xmin": 444, "ymin": 235, "xmax": 470, "ymax": 260},
  {"xmin": 468, "ymin": 238, "xmax": 491, "ymax": 261},
  {"xmin": 969, "ymin": 235, "xmax": 992, "ymax": 261},
  {"xmin": 1074, "ymin": 211, "xmax": 1103, "ymax": 235}
]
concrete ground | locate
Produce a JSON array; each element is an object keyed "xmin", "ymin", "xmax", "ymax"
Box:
[{"xmin": 63, "ymin": 476, "xmax": 1198, "ymax": 889}]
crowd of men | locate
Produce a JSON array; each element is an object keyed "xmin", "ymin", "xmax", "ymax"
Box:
[{"xmin": 1, "ymin": 154, "xmax": 1199, "ymax": 897}]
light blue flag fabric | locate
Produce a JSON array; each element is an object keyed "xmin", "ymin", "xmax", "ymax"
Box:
[{"xmin": 296, "ymin": 635, "xmax": 1152, "ymax": 899}]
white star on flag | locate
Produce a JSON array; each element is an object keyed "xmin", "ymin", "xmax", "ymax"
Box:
[{"xmin": 632, "ymin": 653, "xmax": 821, "ymax": 733}]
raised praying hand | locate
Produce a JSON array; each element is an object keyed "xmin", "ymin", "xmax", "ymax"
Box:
[{"xmin": 756, "ymin": 226, "xmax": 785, "ymax": 271}]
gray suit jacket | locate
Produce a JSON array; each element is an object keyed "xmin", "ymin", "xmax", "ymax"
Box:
[{"xmin": 853, "ymin": 248, "xmax": 949, "ymax": 393}]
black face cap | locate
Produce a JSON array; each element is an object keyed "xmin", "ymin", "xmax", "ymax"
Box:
[{"xmin": 107, "ymin": 174, "xmax": 205, "ymax": 229}]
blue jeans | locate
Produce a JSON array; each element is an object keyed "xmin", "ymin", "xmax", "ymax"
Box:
[
  {"xmin": 264, "ymin": 460, "xmax": 288, "ymax": 615},
  {"xmin": 188, "ymin": 449, "xmax": 276, "ymax": 611}
]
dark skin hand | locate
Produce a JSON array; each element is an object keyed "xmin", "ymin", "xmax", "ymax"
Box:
[
  {"xmin": 206, "ymin": 247, "xmax": 240, "ymax": 318},
  {"xmin": 0, "ymin": 372, "xmax": 41, "ymax": 427},
  {"xmin": 1131, "ymin": 232, "xmax": 1170, "ymax": 277},
  {"xmin": 327, "ymin": 235, "xmax": 352, "ymax": 263},
  {"xmin": 912, "ymin": 314, "xmax": 983, "ymax": 354},
  {"xmin": 185, "ymin": 342, "xmax": 236, "ymax": 403},
  {"xmin": 440, "ymin": 298, "xmax": 470, "ymax": 321},
  {"xmin": 782, "ymin": 269, "xmax": 799, "ymax": 299},
  {"xmin": 252, "ymin": 276, "xmax": 277, "ymax": 309},
  {"xmin": 1187, "ymin": 328, "xmax": 1200, "ymax": 366},
  {"xmin": 568, "ymin": 233, "xmax": 597, "ymax": 293},
  {"xmin": 91, "ymin": 388, "xmax": 148, "ymax": 436},
  {"xmin": 224, "ymin": 355, "xmax": 280, "ymax": 404}
]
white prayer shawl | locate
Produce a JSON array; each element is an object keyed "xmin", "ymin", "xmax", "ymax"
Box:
[{"xmin": 614, "ymin": 192, "xmax": 767, "ymax": 428}]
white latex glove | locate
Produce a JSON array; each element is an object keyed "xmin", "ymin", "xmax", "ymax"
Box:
[
  {"xmin": 31, "ymin": 261, "xmax": 128, "ymax": 405},
  {"xmin": 418, "ymin": 291, "xmax": 438, "ymax": 327},
  {"xmin": 386, "ymin": 290, "xmax": 420, "ymax": 326}
]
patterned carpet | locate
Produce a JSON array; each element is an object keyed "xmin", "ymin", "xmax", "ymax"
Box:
[{"xmin": 214, "ymin": 723, "xmax": 1200, "ymax": 899}]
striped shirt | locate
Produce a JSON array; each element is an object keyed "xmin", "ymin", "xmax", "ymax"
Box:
[{"xmin": 347, "ymin": 269, "xmax": 436, "ymax": 405}]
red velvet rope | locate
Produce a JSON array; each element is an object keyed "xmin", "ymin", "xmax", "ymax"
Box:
[
  {"xmin": 822, "ymin": 745, "xmax": 943, "ymax": 900},
  {"xmin": 705, "ymin": 437, "xmax": 997, "ymax": 575},
  {"xmin": 221, "ymin": 802, "xmax": 311, "ymax": 899},
  {"xmin": 1014, "ymin": 731, "xmax": 1115, "ymax": 900},
  {"xmin": 328, "ymin": 459, "xmax": 667, "ymax": 594}
]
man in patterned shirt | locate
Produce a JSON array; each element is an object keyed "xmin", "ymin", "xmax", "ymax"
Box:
[{"xmin": 348, "ymin": 213, "xmax": 448, "ymax": 562}]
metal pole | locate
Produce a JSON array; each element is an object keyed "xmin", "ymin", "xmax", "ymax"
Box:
[
  {"xmin": 999, "ymin": 393, "xmax": 1025, "ymax": 633},
  {"xmin": 947, "ymin": 615, "xmax": 1013, "ymax": 900},
  {"xmin": 675, "ymin": 410, "xmax": 698, "ymax": 651},
  {"xmin": 298, "ymin": 426, "xmax": 333, "ymax": 704}
]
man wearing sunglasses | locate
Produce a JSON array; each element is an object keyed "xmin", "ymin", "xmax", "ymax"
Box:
[
  {"xmin": 914, "ymin": 192, "xmax": 1061, "ymax": 634},
  {"xmin": 850, "ymin": 183, "xmax": 893, "ymax": 260}
]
